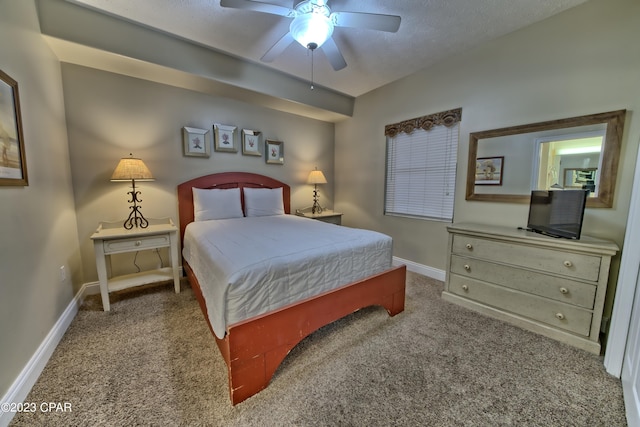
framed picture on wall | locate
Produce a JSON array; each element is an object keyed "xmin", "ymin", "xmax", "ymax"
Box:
[
  {"xmin": 242, "ymin": 129, "xmax": 262, "ymax": 157},
  {"xmin": 475, "ymin": 156, "xmax": 503, "ymax": 185},
  {"xmin": 265, "ymin": 140, "xmax": 284, "ymax": 165},
  {"xmin": 214, "ymin": 124, "xmax": 237, "ymax": 153},
  {"xmin": 0, "ymin": 69, "xmax": 28, "ymax": 186},
  {"xmin": 182, "ymin": 127, "xmax": 211, "ymax": 157}
]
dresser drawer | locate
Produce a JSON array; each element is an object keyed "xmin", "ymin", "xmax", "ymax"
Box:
[
  {"xmin": 448, "ymin": 275, "xmax": 593, "ymax": 336},
  {"xmin": 450, "ymin": 255, "xmax": 596, "ymax": 309},
  {"xmin": 103, "ymin": 234, "xmax": 170, "ymax": 254},
  {"xmin": 451, "ymin": 235, "xmax": 601, "ymax": 281}
]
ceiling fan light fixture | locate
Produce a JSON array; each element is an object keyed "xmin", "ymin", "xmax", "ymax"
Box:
[{"xmin": 290, "ymin": 13, "xmax": 334, "ymax": 50}]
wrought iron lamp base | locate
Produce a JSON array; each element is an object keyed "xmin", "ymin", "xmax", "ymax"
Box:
[
  {"xmin": 311, "ymin": 185, "xmax": 323, "ymax": 214},
  {"xmin": 122, "ymin": 180, "xmax": 149, "ymax": 229}
]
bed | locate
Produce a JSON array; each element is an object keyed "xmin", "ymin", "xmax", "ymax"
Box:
[{"xmin": 177, "ymin": 172, "xmax": 406, "ymax": 405}]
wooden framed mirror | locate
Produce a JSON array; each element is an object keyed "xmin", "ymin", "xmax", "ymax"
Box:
[{"xmin": 465, "ymin": 110, "xmax": 626, "ymax": 207}]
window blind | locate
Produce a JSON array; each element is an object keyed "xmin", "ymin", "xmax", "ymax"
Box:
[{"xmin": 385, "ymin": 123, "xmax": 459, "ymax": 221}]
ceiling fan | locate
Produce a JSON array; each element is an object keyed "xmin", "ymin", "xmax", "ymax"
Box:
[{"xmin": 220, "ymin": 0, "xmax": 401, "ymax": 71}]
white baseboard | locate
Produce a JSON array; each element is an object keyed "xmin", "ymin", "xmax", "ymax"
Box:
[
  {"xmin": 82, "ymin": 280, "xmax": 101, "ymax": 296},
  {"xmin": 0, "ymin": 268, "xmax": 184, "ymax": 425},
  {"xmin": 0, "ymin": 282, "xmax": 94, "ymax": 427},
  {"xmin": 393, "ymin": 256, "xmax": 446, "ymax": 282}
]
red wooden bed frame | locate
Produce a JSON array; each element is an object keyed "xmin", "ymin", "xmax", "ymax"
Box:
[{"xmin": 177, "ymin": 172, "xmax": 406, "ymax": 405}]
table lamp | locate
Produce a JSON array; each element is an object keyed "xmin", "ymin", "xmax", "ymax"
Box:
[
  {"xmin": 110, "ymin": 154, "xmax": 155, "ymax": 229},
  {"xmin": 307, "ymin": 167, "xmax": 327, "ymax": 214}
]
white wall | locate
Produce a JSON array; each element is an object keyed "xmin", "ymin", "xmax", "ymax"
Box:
[
  {"xmin": 61, "ymin": 64, "xmax": 336, "ymax": 282},
  {"xmin": 0, "ymin": 1, "xmax": 82, "ymax": 400},
  {"xmin": 335, "ymin": 0, "xmax": 640, "ymax": 319}
]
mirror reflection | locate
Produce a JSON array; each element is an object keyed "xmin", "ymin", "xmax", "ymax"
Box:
[
  {"xmin": 534, "ymin": 127, "xmax": 605, "ymax": 195},
  {"xmin": 466, "ymin": 110, "xmax": 625, "ymax": 208}
]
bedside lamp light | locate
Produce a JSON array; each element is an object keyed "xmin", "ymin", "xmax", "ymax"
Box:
[
  {"xmin": 110, "ymin": 154, "xmax": 154, "ymax": 229},
  {"xmin": 307, "ymin": 167, "xmax": 327, "ymax": 214}
]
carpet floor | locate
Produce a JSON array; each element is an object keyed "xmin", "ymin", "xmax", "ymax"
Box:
[{"xmin": 10, "ymin": 272, "xmax": 627, "ymax": 426}]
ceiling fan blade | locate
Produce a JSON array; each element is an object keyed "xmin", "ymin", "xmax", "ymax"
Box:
[
  {"xmin": 220, "ymin": 0, "xmax": 295, "ymax": 17},
  {"xmin": 261, "ymin": 32, "xmax": 295, "ymax": 63},
  {"xmin": 330, "ymin": 11, "xmax": 401, "ymax": 33},
  {"xmin": 321, "ymin": 37, "xmax": 347, "ymax": 71}
]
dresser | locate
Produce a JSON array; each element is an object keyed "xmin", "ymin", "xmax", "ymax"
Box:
[
  {"xmin": 442, "ymin": 223, "xmax": 619, "ymax": 354},
  {"xmin": 91, "ymin": 217, "xmax": 181, "ymax": 311}
]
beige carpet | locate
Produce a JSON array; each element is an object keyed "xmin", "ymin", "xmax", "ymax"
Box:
[{"xmin": 11, "ymin": 272, "xmax": 627, "ymax": 426}]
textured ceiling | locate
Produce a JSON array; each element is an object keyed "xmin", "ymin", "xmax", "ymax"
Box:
[{"xmin": 68, "ymin": 0, "xmax": 588, "ymax": 97}]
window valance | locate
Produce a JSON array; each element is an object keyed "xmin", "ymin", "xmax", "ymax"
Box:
[{"xmin": 384, "ymin": 108, "xmax": 462, "ymax": 137}]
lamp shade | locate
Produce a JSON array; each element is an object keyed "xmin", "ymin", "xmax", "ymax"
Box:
[
  {"xmin": 290, "ymin": 13, "xmax": 334, "ymax": 49},
  {"xmin": 307, "ymin": 169, "xmax": 327, "ymax": 185},
  {"xmin": 110, "ymin": 155, "xmax": 154, "ymax": 182}
]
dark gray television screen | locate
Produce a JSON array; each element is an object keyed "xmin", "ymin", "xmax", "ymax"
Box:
[{"xmin": 527, "ymin": 190, "xmax": 589, "ymax": 239}]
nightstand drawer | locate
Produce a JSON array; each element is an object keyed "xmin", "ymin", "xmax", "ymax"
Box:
[
  {"xmin": 318, "ymin": 215, "xmax": 341, "ymax": 225},
  {"xmin": 91, "ymin": 218, "xmax": 180, "ymax": 311},
  {"xmin": 103, "ymin": 234, "xmax": 170, "ymax": 254},
  {"xmin": 296, "ymin": 211, "xmax": 342, "ymax": 225}
]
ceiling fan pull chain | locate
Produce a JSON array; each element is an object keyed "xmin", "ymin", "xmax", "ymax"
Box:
[
  {"xmin": 310, "ymin": 47, "xmax": 315, "ymax": 90},
  {"xmin": 306, "ymin": 42, "xmax": 318, "ymax": 90}
]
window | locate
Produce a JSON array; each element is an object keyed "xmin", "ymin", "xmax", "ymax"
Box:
[{"xmin": 384, "ymin": 109, "xmax": 461, "ymax": 221}]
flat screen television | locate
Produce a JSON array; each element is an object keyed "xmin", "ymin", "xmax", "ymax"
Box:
[{"xmin": 526, "ymin": 190, "xmax": 589, "ymax": 239}]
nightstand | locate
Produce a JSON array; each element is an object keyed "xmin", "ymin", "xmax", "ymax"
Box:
[
  {"xmin": 90, "ymin": 217, "xmax": 181, "ymax": 311},
  {"xmin": 296, "ymin": 210, "xmax": 343, "ymax": 225}
]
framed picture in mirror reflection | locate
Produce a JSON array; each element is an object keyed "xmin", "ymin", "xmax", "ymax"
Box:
[
  {"xmin": 564, "ymin": 168, "xmax": 597, "ymax": 189},
  {"xmin": 475, "ymin": 156, "xmax": 503, "ymax": 185}
]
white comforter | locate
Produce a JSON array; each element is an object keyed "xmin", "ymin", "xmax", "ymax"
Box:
[{"xmin": 182, "ymin": 214, "xmax": 392, "ymax": 338}]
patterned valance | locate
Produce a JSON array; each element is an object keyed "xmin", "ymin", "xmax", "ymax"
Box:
[{"xmin": 384, "ymin": 108, "xmax": 462, "ymax": 137}]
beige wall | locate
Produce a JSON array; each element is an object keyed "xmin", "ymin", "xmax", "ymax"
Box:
[
  {"xmin": 2, "ymin": 0, "xmax": 639, "ymax": 405},
  {"xmin": 335, "ymin": 0, "xmax": 640, "ymax": 318},
  {"xmin": 0, "ymin": 0, "xmax": 335, "ymax": 403},
  {"xmin": 0, "ymin": 1, "xmax": 82, "ymax": 399},
  {"xmin": 61, "ymin": 64, "xmax": 336, "ymax": 282}
]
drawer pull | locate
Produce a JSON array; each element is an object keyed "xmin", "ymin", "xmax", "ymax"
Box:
[
  {"xmin": 135, "ymin": 240, "xmax": 142, "ymax": 246},
  {"xmin": 563, "ymin": 260, "xmax": 573, "ymax": 268},
  {"xmin": 559, "ymin": 287, "xmax": 569, "ymax": 294},
  {"xmin": 464, "ymin": 264, "xmax": 471, "ymax": 271},
  {"xmin": 465, "ymin": 243, "xmax": 473, "ymax": 250},
  {"xmin": 555, "ymin": 313, "xmax": 565, "ymax": 320},
  {"xmin": 461, "ymin": 284, "xmax": 469, "ymax": 292}
]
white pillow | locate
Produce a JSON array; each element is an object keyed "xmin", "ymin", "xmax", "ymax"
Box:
[
  {"xmin": 192, "ymin": 187, "xmax": 244, "ymax": 221},
  {"xmin": 243, "ymin": 187, "xmax": 285, "ymax": 217}
]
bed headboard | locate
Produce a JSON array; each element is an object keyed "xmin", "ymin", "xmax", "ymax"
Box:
[{"xmin": 177, "ymin": 172, "xmax": 291, "ymax": 243}]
